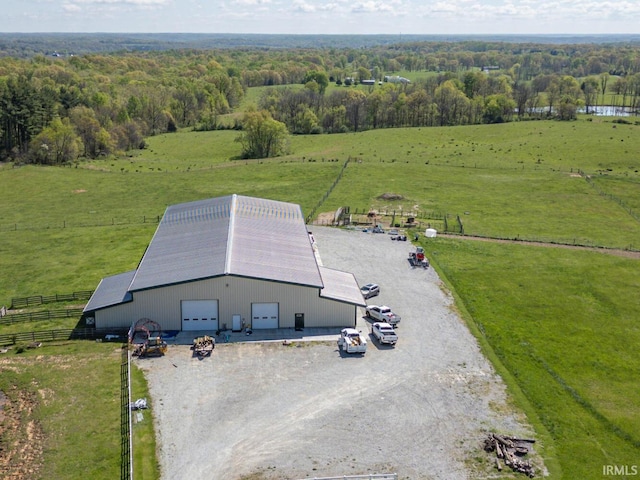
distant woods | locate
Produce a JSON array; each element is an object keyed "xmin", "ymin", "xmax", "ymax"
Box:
[{"xmin": 0, "ymin": 40, "xmax": 639, "ymax": 163}]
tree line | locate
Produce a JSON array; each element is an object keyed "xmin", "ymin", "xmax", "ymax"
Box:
[{"xmin": 1, "ymin": 41, "xmax": 639, "ymax": 163}]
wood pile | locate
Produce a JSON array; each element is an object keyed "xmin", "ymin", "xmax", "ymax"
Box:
[
  {"xmin": 483, "ymin": 433, "xmax": 536, "ymax": 477},
  {"xmin": 192, "ymin": 335, "xmax": 215, "ymax": 357}
]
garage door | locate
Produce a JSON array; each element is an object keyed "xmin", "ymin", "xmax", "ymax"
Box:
[
  {"xmin": 181, "ymin": 300, "xmax": 219, "ymax": 331},
  {"xmin": 251, "ymin": 303, "xmax": 279, "ymax": 329}
]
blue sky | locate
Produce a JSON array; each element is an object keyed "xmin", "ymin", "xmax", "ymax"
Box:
[{"xmin": 3, "ymin": 0, "xmax": 640, "ymax": 35}]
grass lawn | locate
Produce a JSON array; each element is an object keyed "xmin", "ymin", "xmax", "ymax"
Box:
[
  {"xmin": 0, "ymin": 342, "xmax": 123, "ymax": 479},
  {"xmin": 1, "ymin": 117, "xmax": 639, "ymax": 479},
  {"xmin": 131, "ymin": 364, "xmax": 160, "ymax": 480},
  {"xmin": 428, "ymin": 238, "xmax": 640, "ymax": 478}
]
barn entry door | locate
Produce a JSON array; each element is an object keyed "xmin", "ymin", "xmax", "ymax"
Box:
[
  {"xmin": 251, "ymin": 303, "xmax": 279, "ymax": 329},
  {"xmin": 181, "ymin": 300, "xmax": 219, "ymax": 331},
  {"xmin": 232, "ymin": 314, "xmax": 242, "ymax": 332}
]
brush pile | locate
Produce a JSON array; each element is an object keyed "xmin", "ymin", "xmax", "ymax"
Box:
[{"xmin": 483, "ymin": 433, "xmax": 536, "ymax": 477}]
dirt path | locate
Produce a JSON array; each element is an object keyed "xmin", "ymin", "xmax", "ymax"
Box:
[{"xmin": 439, "ymin": 233, "xmax": 640, "ymax": 260}]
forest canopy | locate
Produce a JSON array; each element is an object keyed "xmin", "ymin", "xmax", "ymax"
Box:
[{"xmin": 0, "ymin": 35, "xmax": 639, "ymax": 162}]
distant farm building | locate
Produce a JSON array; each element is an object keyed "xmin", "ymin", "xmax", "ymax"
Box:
[{"xmin": 384, "ymin": 75, "xmax": 411, "ymax": 84}]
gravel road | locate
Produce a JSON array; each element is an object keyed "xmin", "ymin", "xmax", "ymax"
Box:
[{"xmin": 138, "ymin": 226, "xmax": 537, "ymax": 480}]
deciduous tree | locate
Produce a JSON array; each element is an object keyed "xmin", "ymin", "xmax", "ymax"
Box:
[
  {"xmin": 236, "ymin": 109, "xmax": 289, "ymax": 159},
  {"xmin": 29, "ymin": 117, "xmax": 81, "ymax": 164}
]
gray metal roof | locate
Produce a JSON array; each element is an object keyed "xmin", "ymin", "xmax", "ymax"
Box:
[
  {"xmin": 129, "ymin": 195, "xmax": 323, "ymax": 291},
  {"xmin": 84, "ymin": 270, "xmax": 135, "ymax": 312},
  {"xmin": 318, "ymin": 266, "xmax": 366, "ymax": 307}
]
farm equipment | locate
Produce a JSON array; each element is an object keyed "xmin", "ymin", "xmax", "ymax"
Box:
[
  {"xmin": 192, "ymin": 335, "xmax": 215, "ymax": 357},
  {"xmin": 136, "ymin": 336, "xmax": 167, "ymax": 357},
  {"xmin": 129, "ymin": 318, "xmax": 168, "ymax": 357},
  {"xmin": 409, "ymin": 246, "xmax": 429, "ymax": 268}
]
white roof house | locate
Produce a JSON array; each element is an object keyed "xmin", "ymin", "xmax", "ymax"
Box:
[{"xmin": 84, "ymin": 195, "xmax": 364, "ymax": 332}]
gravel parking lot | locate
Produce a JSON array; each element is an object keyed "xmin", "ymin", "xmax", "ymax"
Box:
[{"xmin": 138, "ymin": 226, "xmax": 536, "ymax": 480}]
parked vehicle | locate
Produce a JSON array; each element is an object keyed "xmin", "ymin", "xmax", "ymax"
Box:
[
  {"xmin": 409, "ymin": 246, "xmax": 429, "ymax": 268},
  {"xmin": 371, "ymin": 322, "xmax": 398, "ymax": 345},
  {"xmin": 365, "ymin": 305, "xmax": 401, "ymax": 326},
  {"xmin": 360, "ymin": 283, "xmax": 380, "ymax": 299},
  {"xmin": 337, "ymin": 328, "xmax": 367, "ymax": 353}
]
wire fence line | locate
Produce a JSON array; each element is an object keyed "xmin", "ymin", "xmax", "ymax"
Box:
[
  {"xmin": 0, "ymin": 215, "xmax": 162, "ymax": 233},
  {"xmin": 579, "ymin": 169, "xmax": 640, "ymax": 224},
  {"xmin": 120, "ymin": 346, "xmax": 133, "ymax": 480},
  {"xmin": 306, "ymin": 158, "xmax": 351, "ymax": 224}
]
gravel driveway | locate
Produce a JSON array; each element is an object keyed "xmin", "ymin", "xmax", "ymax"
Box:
[{"xmin": 138, "ymin": 226, "xmax": 537, "ymax": 480}]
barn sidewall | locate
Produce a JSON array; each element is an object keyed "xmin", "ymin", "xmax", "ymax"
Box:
[{"xmin": 94, "ymin": 275, "xmax": 355, "ymax": 331}]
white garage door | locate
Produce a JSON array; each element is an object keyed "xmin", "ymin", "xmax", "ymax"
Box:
[
  {"xmin": 251, "ymin": 303, "xmax": 279, "ymax": 329},
  {"xmin": 181, "ymin": 300, "xmax": 219, "ymax": 331}
]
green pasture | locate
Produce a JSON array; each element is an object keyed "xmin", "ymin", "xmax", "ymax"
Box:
[
  {"xmin": 0, "ymin": 342, "xmax": 123, "ymax": 479},
  {"xmin": 238, "ymin": 72, "xmax": 436, "ymax": 112},
  {"xmin": 131, "ymin": 364, "xmax": 160, "ymax": 480},
  {"xmin": 1, "ymin": 117, "xmax": 640, "ymax": 479},
  {"xmin": 427, "ymin": 238, "xmax": 640, "ymax": 479}
]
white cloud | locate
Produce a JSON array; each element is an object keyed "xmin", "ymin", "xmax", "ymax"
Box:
[
  {"xmin": 351, "ymin": 1, "xmax": 395, "ymax": 13},
  {"xmin": 70, "ymin": 0, "xmax": 171, "ymax": 4},
  {"xmin": 62, "ymin": 3, "xmax": 82, "ymax": 12},
  {"xmin": 293, "ymin": 0, "xmax": 315, "ymax": 13},
  {"xmin": 416, "ymin": 0, "xmax": 640, "ymax": 21},
  {"xmin": 4, "ymin": 0, "xmax": 640, "ymax": 34},
  {"xmin": 233, "ymin": 0, "xmax": 271, "ymax": 5},
  {"xmin": 318, "ymin": 2, "xmax": 341, "ymax": 12}
]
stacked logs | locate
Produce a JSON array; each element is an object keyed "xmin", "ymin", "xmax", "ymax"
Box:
[
  {"xmin": 192, "ymin": 335, "xmax": 215, "ymax": 357},
  {"xmin": 483, "ymin": 433, "xmax": 536, "ymax": 477}
]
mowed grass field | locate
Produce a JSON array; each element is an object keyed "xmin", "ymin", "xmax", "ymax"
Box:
[{"xmin": 0, "ymin": 116, "xmax": 639, "ymax": 479}]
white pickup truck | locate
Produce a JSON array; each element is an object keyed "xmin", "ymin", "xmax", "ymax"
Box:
[
  {"xmin": 371, "ymin": 322, "xmax": 398, "ymax": 345},
  {"xmin": 365, "ymin": 305, "xmax": 401, "ymax": 326},
  {"xmin": 337, "ymin": 328, "xmax": 367, "ymax": 354}
]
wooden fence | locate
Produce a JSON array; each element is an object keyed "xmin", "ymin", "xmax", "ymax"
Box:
[
  {"xmin": 0, "ymin": 328, "xmax": 128, "ymax": 347},
  {"xmin": 0, "ymin": 308, "xmax": 84, "ymax": 324},
  {"xmin": 10, "ymin": 290, "xmax": 94, "ymax": 309}
]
